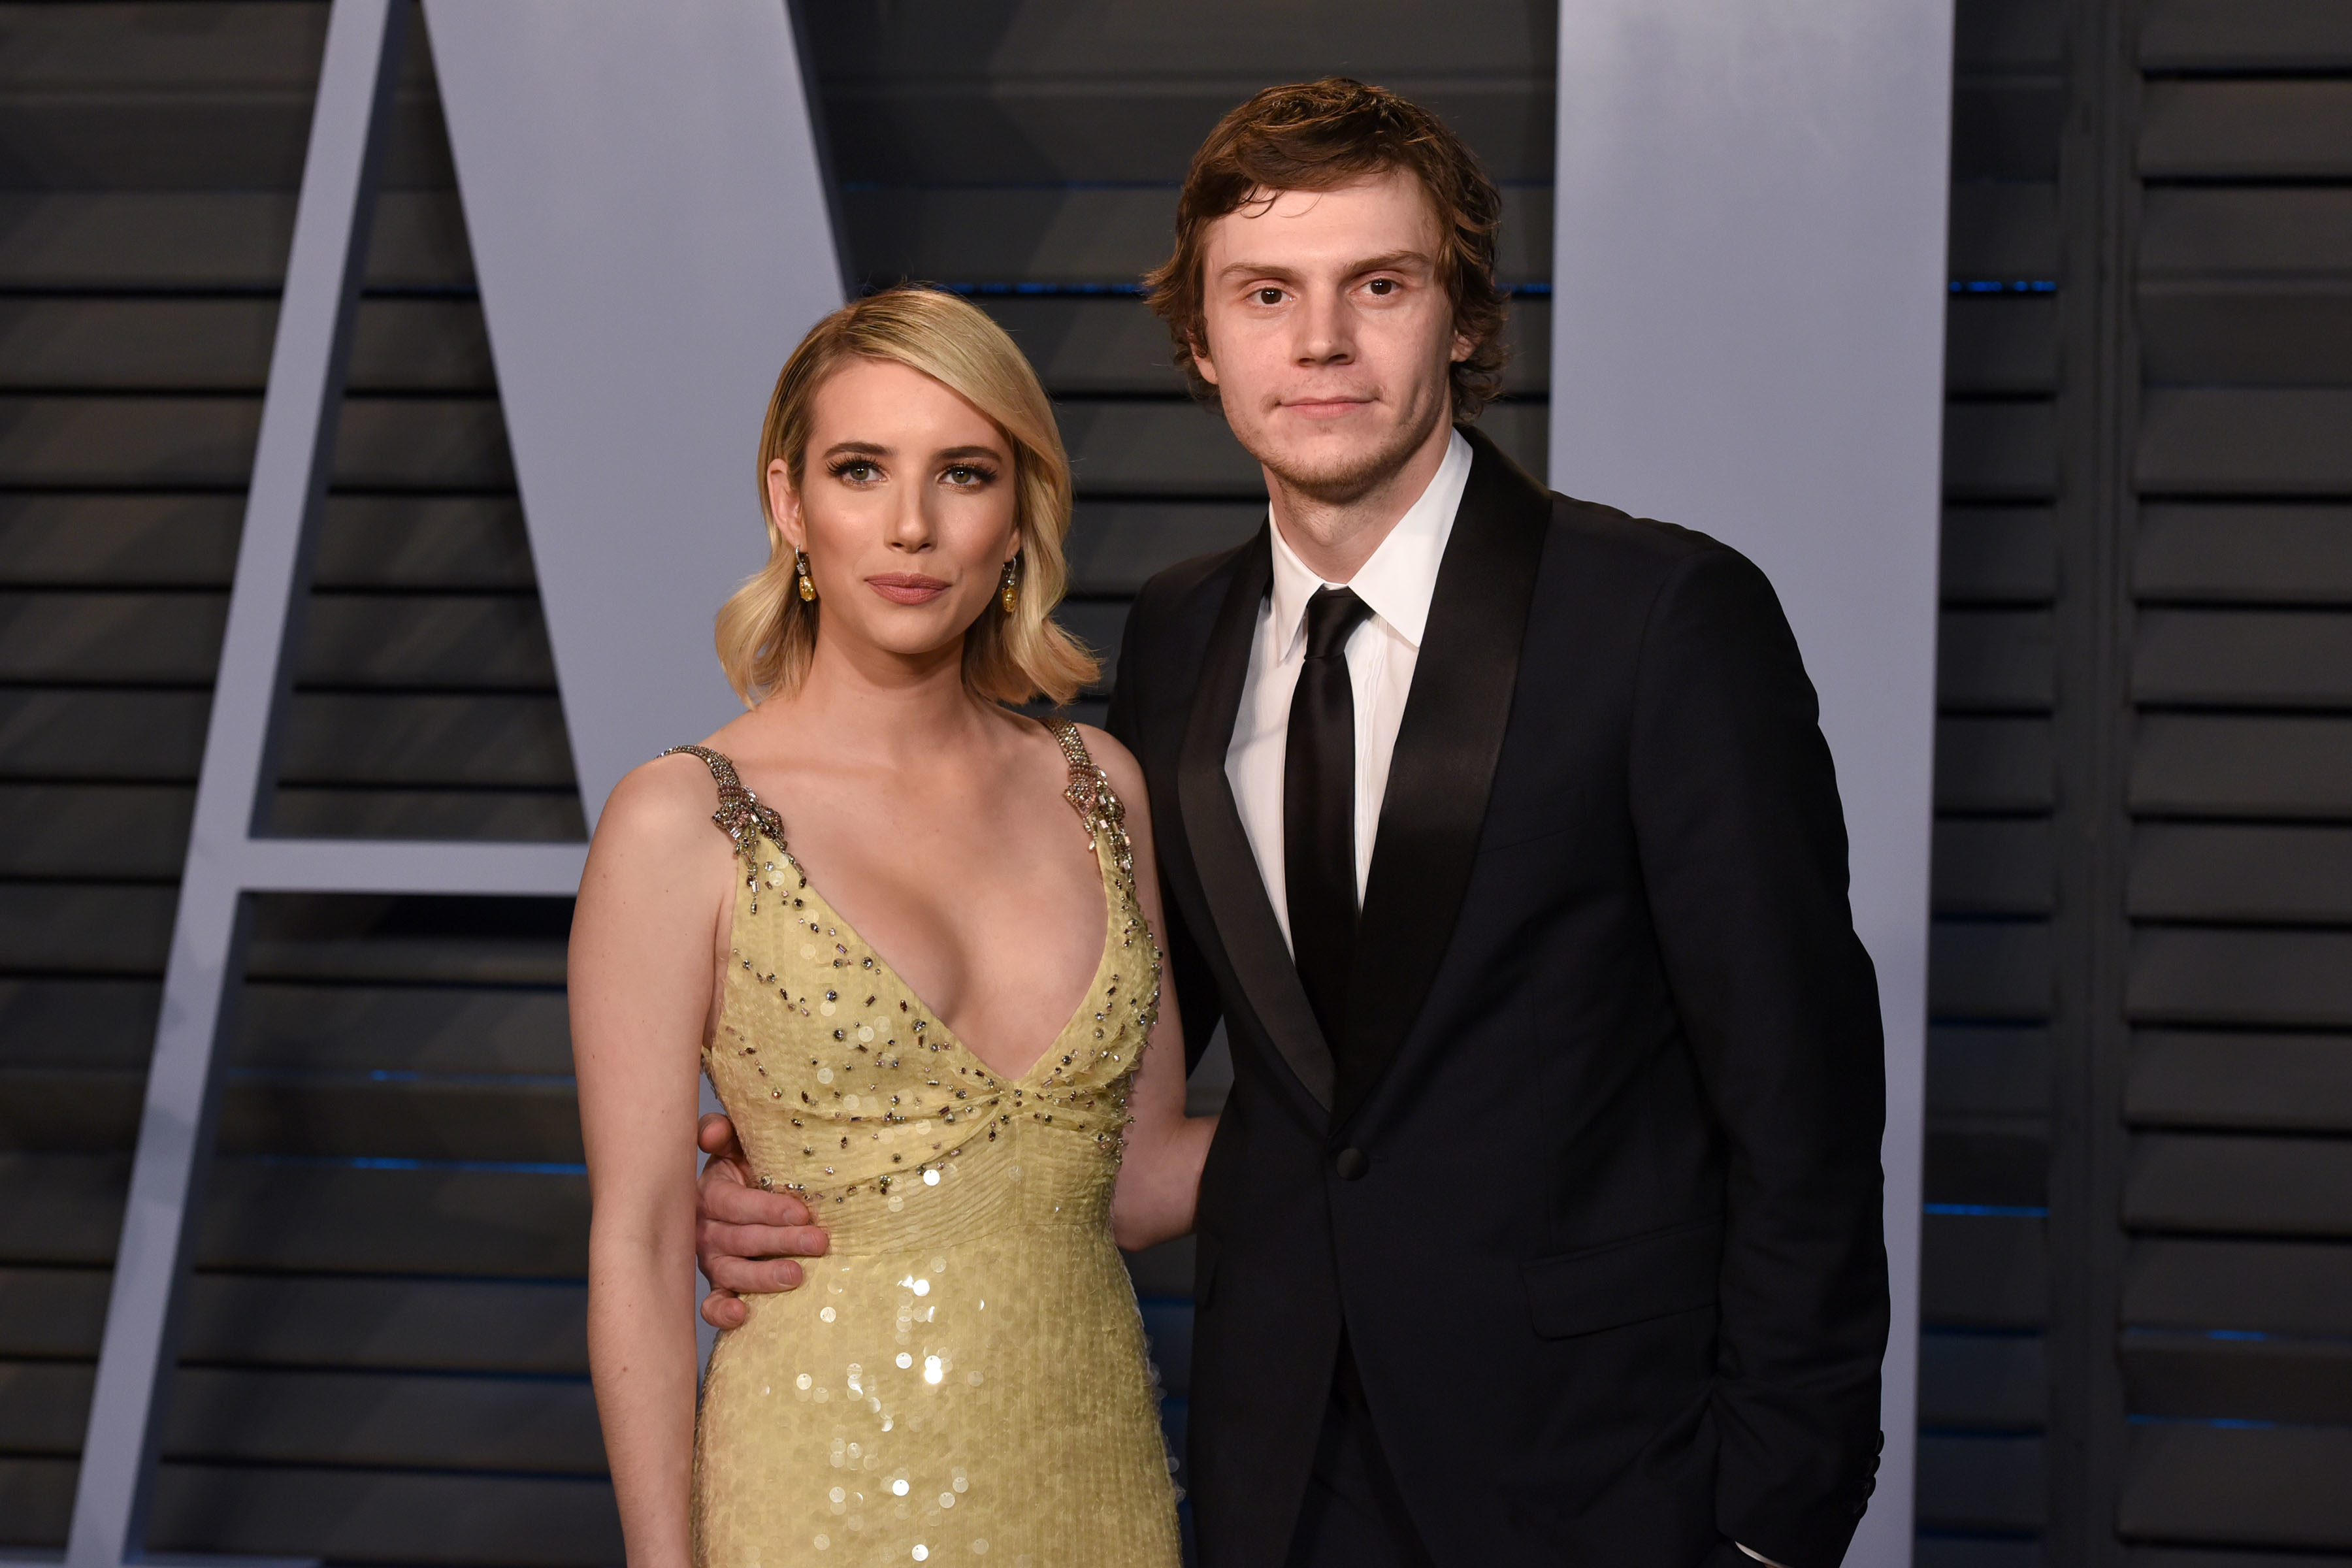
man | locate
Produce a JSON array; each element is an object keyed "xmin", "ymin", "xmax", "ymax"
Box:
[{"xmin": 695, "ymin": 79, "xmax": 1888, "ymax": 1567}]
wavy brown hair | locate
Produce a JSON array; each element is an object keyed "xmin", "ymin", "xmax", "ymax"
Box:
[
  {"xmin": 1144, "ymin": 77, "xmax": 1510, "ymax": 419},
  {"xmin": 715, "ymin": 287, "xmax": 1097, "ymax": 709}
]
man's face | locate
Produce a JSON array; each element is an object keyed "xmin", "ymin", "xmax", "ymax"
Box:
[{"xmin": 1192, "ymin": 168, "xmax": 1472, "ymax": 502}]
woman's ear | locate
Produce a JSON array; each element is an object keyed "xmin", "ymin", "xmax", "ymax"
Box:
[{"xmin": 766, "ymin": 457, "xmax": 805, "ymax": 551}]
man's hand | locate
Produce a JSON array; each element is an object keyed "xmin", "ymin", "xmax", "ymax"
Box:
[{"xmin": 694, "ymin": 1112, "xmax": 830, "ymax": 1330}]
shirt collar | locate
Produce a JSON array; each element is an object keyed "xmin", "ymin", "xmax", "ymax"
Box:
[{"xmin": 1267, "ymin": 426, "xmax": 1472, "ymax": 659}]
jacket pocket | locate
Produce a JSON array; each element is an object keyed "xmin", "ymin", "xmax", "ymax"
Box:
[{"xmin": 1520, "ymin": 1214, "xmax": 1723, "ymax": 1339}]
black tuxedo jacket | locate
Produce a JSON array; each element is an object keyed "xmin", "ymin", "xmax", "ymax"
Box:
[{"xmin": 1105, "ymin": 427, "xmax": 1889, "ymax": 1568}]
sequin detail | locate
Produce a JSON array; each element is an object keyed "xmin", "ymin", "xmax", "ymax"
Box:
[{"xmin": 671, "ymin": 725, "xmax": 1178, "ymax": 1565}]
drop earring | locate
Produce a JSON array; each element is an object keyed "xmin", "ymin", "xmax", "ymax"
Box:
[
  {"xmin": 796, "ymin": 549, "xmax": 816, "ymax": 602},
  {"xmin": 999, "ymin": 557, "xmax": 1019, "ymax": 614}
]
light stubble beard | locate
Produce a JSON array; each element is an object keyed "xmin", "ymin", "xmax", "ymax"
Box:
[{"xmin": 1239, "ymin": 387, "xmax": 1452, "ymax": 509}]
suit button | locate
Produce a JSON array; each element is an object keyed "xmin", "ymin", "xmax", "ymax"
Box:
[{"xmin": 1333, "ymin": 1147, "xmax": 1369, "ymax": 1181}]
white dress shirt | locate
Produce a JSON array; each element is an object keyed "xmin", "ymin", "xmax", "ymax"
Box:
[{"xmin": 1224, "ymin": 428, "xmax": 1472, "ymax": 951}]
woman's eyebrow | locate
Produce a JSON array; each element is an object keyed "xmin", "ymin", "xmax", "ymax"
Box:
[
  {"xmin": 934, "ymin": 445, "xmax": 1005, "ymax": 462},
  {"xmin": 819, "ymin": 440, "xmax": 889, "ymax": 460}
]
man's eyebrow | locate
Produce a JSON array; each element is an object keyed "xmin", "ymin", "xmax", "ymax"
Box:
[{"xmin": 1213, "ymin": 250, "xmax": 1437, "ymax": 286}]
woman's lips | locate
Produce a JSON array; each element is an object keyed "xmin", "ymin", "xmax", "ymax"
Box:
[{"xmin": 866, "ymin": 572, "xmax": 952, "ymax": 606}]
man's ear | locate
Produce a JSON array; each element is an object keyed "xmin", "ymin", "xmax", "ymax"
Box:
[
  {"xmin": 1450, "ymin": 329, "xmax": 1477, "ymax": 365},
  {"xmin": 1190, "ymin": 329, "xmax": 1220, "ymax": 387}
]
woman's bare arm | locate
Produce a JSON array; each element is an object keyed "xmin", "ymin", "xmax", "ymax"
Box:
[
  {"xmin": 1086, "ymin": 728, "xmax": 1219, "ymax": 1253},
  {"xmin": 570, "ymin": 757, "xmax": 734, "ymax": 1566}
]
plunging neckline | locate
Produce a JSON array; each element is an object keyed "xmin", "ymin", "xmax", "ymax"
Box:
[{"xmin": 734, "ymin": 824, "xmax": 1122, "ymax": 1092}]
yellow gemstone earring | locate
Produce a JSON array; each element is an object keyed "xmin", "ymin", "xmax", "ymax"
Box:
[
  {"xmin": 999, "ymin": 557, "xmax": 1019, "ymax": 615},
  {"xmin": 796, "ymin": 549, "xmax": 816, "ymax": 603}
]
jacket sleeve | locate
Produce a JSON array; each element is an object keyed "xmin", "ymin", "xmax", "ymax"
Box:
[
  {"xmin": 1625, "ymin": 544, "xmax": 1890, "ymax": 1568},
  {"xmin": 1105, "ymin": 580, "xmax": 1226, "ymax": 1073}
]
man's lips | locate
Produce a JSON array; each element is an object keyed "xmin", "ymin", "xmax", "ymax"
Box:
[
  {"xmin": 1279, "ymin": 396, "xmax": 1376, "ymax": 421},
  {"xmin": 866, "ymin": 573, "xmax": 951, "ymax": 605}
]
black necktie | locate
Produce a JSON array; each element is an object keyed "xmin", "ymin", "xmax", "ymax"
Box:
[{"xmin": 1285, "ymin": 586, "xmax": 1377, "ymax": 1055}]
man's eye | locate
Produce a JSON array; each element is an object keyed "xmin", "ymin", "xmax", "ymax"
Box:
[
  {"xmin": 1255, "ymin": 287, "xmax": 1283, "ymax": 306},
  {"xmin": 1367, "ymin": 278, "xmax": 1396, "ymax": 296}
]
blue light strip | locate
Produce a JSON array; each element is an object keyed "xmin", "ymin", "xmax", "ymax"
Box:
[
  {"xmin": 1950, "ymin": 280, "xmax": 2058, "ymax": 293},
  {"xmin": 1923, "ymin": 1203, "xmax": 2050, "ymax": 1218}
]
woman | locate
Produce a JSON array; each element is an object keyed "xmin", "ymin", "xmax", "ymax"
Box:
[{"xmin": 570, "ymin": 287, "xmax": 1209, "ymax": 1566}]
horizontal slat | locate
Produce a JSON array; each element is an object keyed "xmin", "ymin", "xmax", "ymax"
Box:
[
  {"xmin": 237, "ymin": 980, "xmax": 570, "ymax": 1074},
  {"xmin": 2124, "ymin": 1330, "xmax": 2352, "ymax": 1425},
  {"xmin": 1927, "ymin": 1122, "xmax": 2050, "ymax": 1207},
  {"xmin": 0, "ymin": 688, "xmax": 211, "ymax": 781},
  {"xmin": 2136, "ymin": 608, "xmax": 2352, "ymax": 708},
  {"xmin": 1933, "ymin": 818, "xmax": 2053, "ymax": 915},
  {"xmin": 277, "ymin": 692, "xmax": 575, "ymax": 787},
  {"xmin": 0, "ymin": 1067, "xmax": 140, "ymax": 1151},
  {"xmin": 0, "ymin": 394, "xmax": 257, "ymax": 487},
  {"xmin": 2121, "ymin": 1422, "xmax": 2352, "ymax": 1550},
  {"xmin": 244, "ymin": 892, "xmax": 570, "ymax": 987},
  {"xmin": 267, "ymin": 785, "xmax": 584, "ymax": 841},
  {"xmin": 315, "ymin": 494, "xmax": 537, "ymax": 588},
  {"xmin": 1950, "ymin": 181, "xmax": 2061, "ymax": 280},
  {"xmin": 1919, "ymin": 1330, "xmax": 2046, "ymax": 1429},
  {"xmin": 2126, "ymin": 1132, "xmax": 2352, "ymax": 1237},
  {"xmin": 0, "ymin": 1152, "xmax": 125, "ymax": 1265},
  {"xmin": 1936, "ymin": 717, "xmax": 2054, "ymax": 811},
  {"xmin": 0, "ymin": 782, "xmax": 191, "ymax": 877},
  {"xmin": 2133, "ymin": 715, "xmax": 2352, "ymax": 819},
  {"xmin": 168, "ymin": 1365, "xmax": 602, "ymax": 1472},
  {"xmin": 2131, "ymin": 825, "xmax": 2352, "ymax": 923},
  {"xmin": 0, "ymin": 191, "xmax": 471, "ymax": 291},
  {"xmin": 0, "ymin": 493, "xmax": 242, "ymax": 587},
  {"xmin": 1952, "ymin": 82, "xmax": 2065, "ymax": 183},
  {"xmin": 0, "ymin": 92, "xmax": 451, "ymax": 193},
  {"xmin": 0, "ymin": 589, "xmax": 225, "ymax": 682},
  {"xmin": 0, "ymin": 3, "xmax": 329, "ymax": 90},
  {"xmin": 0, "ymin": 297, "xmax": 276, "ymax": 391},
  {"xmin": 842, "ymin": 184, "xmax": 1553, "ymax": 287},
  {"xmin": 1057, "ymin": 398, "xmax": 1256, "ymax": 495},
  {"xmin": 194, "ymin": 1158, "xmax": 588, "ymax": 1275},
  {"xmin": 0, "ymin": 1265, "xmax": 107, "ymax": 1358},
  {"xmin": 2141, "ymin": 189, "xmax": 2352, "ymax": 278},
  {"xmin": 2138, "ymin": 505, "xmax": 2352, "ymax": 604},
  {"xmin": 1938, "ymin": 609, "xmax": 2055, "ymax": 710},
  {"xmin": 2140, "ymin": 282, "xmax": 2352, "ymax": 389},
  {"xmin": 2140, "ymin": 390, "xmax": 2352, "ymax": 497},
  {"xmin": 2142, "ymin": 0, "xmax": 2352, "ymax": 69},
  {"xmin": 2141, "ymin": 81, "xmax": 2352, "ymax": 180},
  {"xmin": 2128, "ymin": 1032, "xmax": 2352, "ymax": 1133},
  {"xmin": 1923, "ymin": 1212, "xmax": 2049, "ymax": 1328},
  {"xmin": 1945, "ymin": 401, "xmax": 2058, "ymax": 500},
  {"xmin": 216, "ymin": 1073, "xmax": 582, "ymax": 1163},
  {"xmin": 1948, "ymin": 297, "xmax": 2059, "ymax": 394},
  {"xmin": 1958, "ymin": 0, "xmax": 2065, "ymax": 68},
  {"xmin": 0, "ymin": 880, "xmax": 176, "ymax": 974},
  {"xmin": 0, "ymin": 1360, "xmax": 88, "ymax": 1452},
  {"xmin": 331, "ymin": 396, "xmax": 512, "ymax": 491},
  {"xmin": 145, "ymin": 1461, "xmax": 619, "ymax": 1565},
  {"xmin": 818, "ymin": 81, "xmax": 1552, "ymax": 186},
  {"xmin": 1931, "ymin": 919, "xmax": 2051, "ymax": 1020},
  {"xmin": 1918, "ymin": 1542, "xmax": 2042, "ymax": 1568},
  {"xmin": 2125, "ymin": 1236, "xmax": 2352, "ymax": 1337},
  {"xmin": 2130, "ymin": 927, "xmax": 2352, "ymax": 1027},
  {"xmin": 1944, "ymin": 507, "xmax": 2057, "ymax": 604},
  {"xmin": 1064, "ymin": 502, "xmax": 1259, "ymax": 596},
  {"xmin": 1930, "ymin": 1026, "xmax": 2053, "ymax": 1118},
  {"xmin": 1918, "ymin": 1432, "xmax": 2047, "ymax": 1530},
  {"xmin": 294, "ymin": 591, "xmax": 555, "ymax": 689},
  {"xmin": 0, "ymin": 978, "xmax": 156, "ymax": 1070}
]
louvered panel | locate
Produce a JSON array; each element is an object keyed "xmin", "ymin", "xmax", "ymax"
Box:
[
  {"xmin": 0, "ymin": 1152, "xmax": 125, "ymax": 1265},
  {"xmin": 0, "ymin": 978, "xmax": 159, "ymax": 1071},
  {"xmin": 0, "ymin": 591, "xmax": 225, "ymax": 683},
  {"xmin": 0, "ymin": 495, "xmax": 242, "ymax": 586},
  {"xmin": 1064, "ymin": 503, "xmax": 1260, "ymax": 596},
  {"xmin": 293, "ymin": 592, "xmax": 556, "ymax": 689},
  {"xmin": 2137, "ymin": 505, "xmax": 2352, "ymax": 602},
  {"xmin": 1918, "ymin": 1433, "xmax": 2048, "ymax": 1530},
  {"xmin": 1950, "ymin": 182, "xmax": 2062, "ymax": 278},
  {"xmin": 0, "ymin": 882, "xmax": 176, "ymax": 973},
  {"xmin": 0, "ymin": 783, "xmax": 193, "ymax": 877},
  {"xmin": 215, "ymin": 1073, "xmax": 583, "ymax": 1164},
  {"xmin": 0, "ymin": 395, "xmax": 259, "ymax": 487},
  {"xmin": 276, "ymin": 693, "xmax": 573, "ymax": 787},
  {"xmin": 0, "ymin": 298, "xmax": 276, "ymax": 391},
  {"xmin": 2129, "ymin": 928, "xmax": 2352, "ymax": 1026},
  {"xmin": 1945, "ymin": 402, "xmax": 2060, "ymax": 498},
  {"xmin": 1923, "ymin": 1217, "xmax": 2049, "ymax": 1332},
  {"xmin": 2121, "ymin": 1424, "xmax": 2352, "ymax": 1550},
  {"xmin": 1920, "ymin": 1331, "xmax": 2048, "ymax": 1428},
  {"xmin": 0, "ymin": 1266, "xmax": 108, "ymax": 1358},
  {"xmin": 313, "ymin": 495, "xmax": 537, "ymax": 589},
  {"xmin": 165, "ymin": 1367, "xmax": 602, "ymax": 1473},
  {"xmin": 237, "ymin": 981, "xmax": 570, "ymax": 1073},
  {"xmin": 0, "ymin": 189, "xmax": 476, "ymax": 291},
  {"xmin": 1948, "ymin": 297, "xmax": 2061, "ymax": 393},
  {"xmin": 1938, "ymin": 610, "xmax": 2056, "ymax": 710},
  {"xmin": 1927, "ymin": 1122, "xmax": 2049, "ymax": 1207},
  {"xmin": 2140, "ymin": 0, "xmax": 2352, "ymax": 69},
  {"xmin": 2123, "ymin": 1332, "xmax": 2352, "ymax": 1425},
  {"xmin": 2140, "ymin": 283, "xmax": 2352, "ymax": 387},
  {"xmin": 0, "ymin": 1066, "xmax": 139, "ymax": 1151},
  {"xmin": 0, "ymin": 1360, "xmax": 82, "ymax": 1451},
  {"xmin": 2125, "ymin": 1237, "xmax": 2352, "ymax": 1337},
  {"xmin": 1936, "ymin": 717, "xmax": 2055, "ymax": 812},
  {"xmin": 1929, "ymin": 920, "xmax": 2053, "ymax": 1019},
  {"xmin": 2139, "ymin": 188, "xmax": 2352, "ymax": 276},
  {"xmin": 240, "ymin": 894, "xmax": 570, "ymax": 988},
  {"xmin": 2129, "ymin": 825, "xmax": 2352, "ymax": 923},
  {"xmin": 0, "ymin": 688, "xmax": 211, "ymax": 780},
  {"xmin": 2136, "ymin": 609, "xmax": 2352, "ymax": 706},
  {"xmin": 1943, "ymin": 508, "xmax": 2058, "ymax": 602},
  {"xmin": 0, "ymin": 2, "xmax": 329, "ymax": 88},
  {"xmin": 1953, "ymin": 83, "xmax": 2066, "ymax": 182},
  {"xmin": 270, "ymin": 788, "xmax": 583, "ymax": 841},
  {"xmin": 327, "ymin": 396, "xmax": 512, "ymax": 491},
  {"xmin": 1933, "ymin": 819, "xmax": 2055, "ymax": 915},
  {"xmin": 1931, "ymin": 1026, "xmax": 2052, "ymax": 1118},
  {"xmin": 2132, "ymin": 715, "xmax": 2352, "ymax": 817},
  {"xmin": 2125, "ymin": 1134, "xmax": 2352, "ymax": 1237},
  {"xmin": 2140, "ymin": 82, "xmax": 2352, "ymax": 180},
  {"xmin": 2139, "ymin": 390, "xmax": 2352, "ymax": 495},
  {"xmin": 2127, "ymin": 1034, "xmax": 2352, "ymax": 1133}
]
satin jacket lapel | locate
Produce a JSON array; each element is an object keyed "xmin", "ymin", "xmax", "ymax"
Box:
[
  {"xmin": 1338, "ymin": 426, "xmax": 1552, "ymax": 1126},
  {"xmin": 1175, "ymin": 528, "xmax": 1338, "ymax": 1113}
]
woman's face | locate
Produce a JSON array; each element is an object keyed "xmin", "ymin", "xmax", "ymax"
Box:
[{"xmin": 770, "ymin": 357, "xmax": 1021, "ymax": 672}]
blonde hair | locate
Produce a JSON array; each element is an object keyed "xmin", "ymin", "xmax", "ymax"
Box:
[{"xmin": 715, "ymin": 287, "xmax": 1098, "ymax": 708}]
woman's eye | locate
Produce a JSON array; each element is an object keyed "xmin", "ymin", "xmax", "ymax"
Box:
[
  {"xmin": 943, "ymin": 465, "xmax": 990, "ymax": 487},
  {"xmin": 838, "ymin": 460, "xmax": 877, "ymax": 483}
]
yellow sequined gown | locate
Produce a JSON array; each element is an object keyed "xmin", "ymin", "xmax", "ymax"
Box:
[{"xmin": 673, "ymin": 723, "xmax": 1182, "ymax": 1568}]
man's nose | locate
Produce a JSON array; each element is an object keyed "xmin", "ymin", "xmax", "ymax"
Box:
[{"xmin": 1293, "ymin": 287, "xmax": 1353, "ymax": 364}]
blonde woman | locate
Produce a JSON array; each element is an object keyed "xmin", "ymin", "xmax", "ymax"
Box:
[{"xmin": 570, "ymin": 287, "xmax": 1203, "ymax": 1566}]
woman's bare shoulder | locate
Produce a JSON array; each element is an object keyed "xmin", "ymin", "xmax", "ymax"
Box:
[
  {"xmin": 593, "ymin": 749, "xmax": 730, "ymax": 859},
  {"xmin": 1070, "ymin": 722, "xmax": 1149, "ymax": 818}
]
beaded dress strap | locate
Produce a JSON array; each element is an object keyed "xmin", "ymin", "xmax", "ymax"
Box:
[
  {"xmin": 1041, "ymin": 717, "xmax": 1135, "ymax": 879},
  {"xmin": 661, "ymin": 743, "xmax": 786, "ymax": 865}
]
